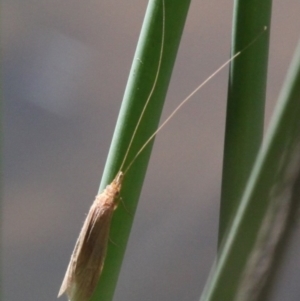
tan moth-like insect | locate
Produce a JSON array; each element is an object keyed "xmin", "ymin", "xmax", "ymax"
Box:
[
  {"xmin": 58, "ymin": 1, "xmax": 166, "ymax": 300},
  {"xmin": 58, "ymin": 0, "xmax": 266, "ymax": 300},
  {"xmin": 57, "ymin": 171, "xmax": 123, "ymax": 301}
]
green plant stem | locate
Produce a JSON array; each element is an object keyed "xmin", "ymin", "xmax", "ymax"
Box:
[
  {"xmin": 219, "ymin": 0, "xmax": 272, "ymax": 244},
  {"xmin": 200, "ymin": 37, "xmax": 300, "ymax": 301},
  {"xmin": 91, "ymin": 1, "xmax": 191, "ymax": 301},
  {"xmin": 256, "ymin": 38, "xmax": 300, "ymax": 301}
]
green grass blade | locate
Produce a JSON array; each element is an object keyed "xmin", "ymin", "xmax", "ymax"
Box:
[
  {"xmin": 200, "ymin": 39, "xmax": 300, "ymax": 301},
  {"xmin": 255, "ymin": 39, "xmax": 300, "ymax": 301},
  {"xmin": 90, "ymin": 1, "xmax": 191, "ymax": 301},
  {"xmin": 219, "ymin": 0, "xmax": 272, "ymax": 242}
]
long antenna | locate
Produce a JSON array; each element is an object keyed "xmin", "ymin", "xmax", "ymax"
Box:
[
  {"xmin": 123, "ymin": 53, "xmax": 238, "ymax": 174},
  {"xmin": 123, "ymin": 26, "xmax": 268, "ymax": 175},
  {"xmin": 118, "ymin": 0, "xmax": 166, "ymax": 172}
]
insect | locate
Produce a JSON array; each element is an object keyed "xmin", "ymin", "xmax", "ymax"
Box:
[
  {"xmin": 58, "ymin": 1, "xmax": 166, "ymax": 300},
  {"xmin": 57, "ymin": 171, "xmax": 124, "ymax": 301},
  {"xmin": 57, "ymin": 0, "xmax": 265, "ymax": 299}
]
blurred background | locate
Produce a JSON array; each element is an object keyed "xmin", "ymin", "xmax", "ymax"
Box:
[{"xmin": 3, "ymin": 0, "xmax": 300, "ymax": 301}]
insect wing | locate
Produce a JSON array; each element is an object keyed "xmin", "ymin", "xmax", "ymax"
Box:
[{"xmin": 58, "ymin": 193, "xmax": 115, "ymax": 301}]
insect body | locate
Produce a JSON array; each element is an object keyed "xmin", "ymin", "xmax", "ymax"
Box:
[{"xmin": 58, "ymin": 172, "xmax": 124, "ymax": 301}]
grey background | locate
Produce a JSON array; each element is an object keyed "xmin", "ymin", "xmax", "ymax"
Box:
[{"xmin": 3, "ymin": 1, "xmax": 300, "ymax": 301}]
